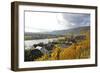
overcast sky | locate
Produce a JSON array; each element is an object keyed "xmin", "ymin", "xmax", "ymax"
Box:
[{"xmin": 25, "ymin": 11, "xmax": 90, "ymax": 33}]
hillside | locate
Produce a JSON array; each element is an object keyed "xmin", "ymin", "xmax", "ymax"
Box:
[{"xmin": 25, "ymin": 26, "xmax": 90, "ymax": 40}]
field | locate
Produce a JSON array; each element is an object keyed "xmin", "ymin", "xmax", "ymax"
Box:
[{"xmin": 24, "ymin": 29, "xmax": 90, "ymax": 61}]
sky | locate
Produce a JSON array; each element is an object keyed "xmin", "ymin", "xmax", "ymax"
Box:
[{"xmin": 25, "ymin": 11, "xmax": 90, "ymax": 33}]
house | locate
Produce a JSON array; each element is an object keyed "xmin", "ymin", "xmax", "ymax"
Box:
[{"xmin": 35, "ymin": 46, "xmax": 49, "ymax": 55}]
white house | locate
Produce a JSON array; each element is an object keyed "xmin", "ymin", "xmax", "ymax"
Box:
[{"xmin": 35, "ymin": 46, "xmax": 49, "ymax": 55}]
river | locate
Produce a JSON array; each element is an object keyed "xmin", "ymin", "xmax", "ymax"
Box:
[{"xmin": 25, "ymin": 38, "xmax": 58, "ymax": 50}]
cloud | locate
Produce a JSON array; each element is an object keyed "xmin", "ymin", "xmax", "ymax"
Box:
[
  {"xmin": 61, "ymin": 13, "xmax": 90, "ymax": 28},
  {"xmin": 25, "ymin": 12, "xmax": 90, "ymax": 32}
]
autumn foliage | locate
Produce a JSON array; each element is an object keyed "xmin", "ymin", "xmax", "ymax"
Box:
[{"xmin": 35, "ymin": 31, "xmax": 90, "ymax": 61}]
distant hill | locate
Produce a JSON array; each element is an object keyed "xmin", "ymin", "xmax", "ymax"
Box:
[
  {"xmin": 25, "ymin": 26, "xmax": 90, "ymax": 40},
  {"xmin": 25, "ymin": 32, "xmax": 60, "ymax": 40},
  {"xmin": 45, "ymin": 26, "xmax": 90, "ymax": 35}
]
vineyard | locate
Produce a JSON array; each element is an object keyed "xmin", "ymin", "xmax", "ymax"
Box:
[{"xmin": 24, "ymin": 31, "xmax": 90, "ymax": 61}]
